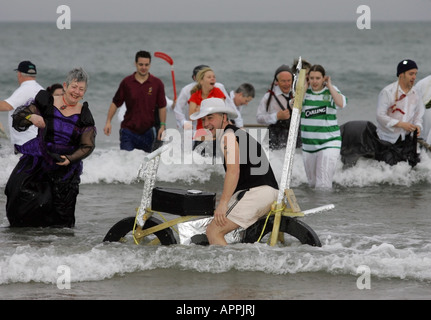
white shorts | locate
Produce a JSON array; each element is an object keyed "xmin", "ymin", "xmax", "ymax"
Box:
[
  {"xmin": 226, "ymin": 185, "xmax": 278, "ymax": 229},
  {"xmin": 302, "ymin": 148, "xmax": 340, "ymax": 188}
]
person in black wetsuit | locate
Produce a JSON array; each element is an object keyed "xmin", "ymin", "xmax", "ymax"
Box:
[{"xmin": 190, "ymin": 98, "xmax": 279, "ymax": 245}]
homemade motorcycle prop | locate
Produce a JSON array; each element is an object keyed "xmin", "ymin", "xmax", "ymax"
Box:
[{"xmin": 103, "ymin": 58, "xmax": 334, "ymax": 247}]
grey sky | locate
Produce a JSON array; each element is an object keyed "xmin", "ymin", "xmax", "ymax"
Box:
[{"xmin": 2, "ymin": 0, "xmax": 431, "ymax": 23}]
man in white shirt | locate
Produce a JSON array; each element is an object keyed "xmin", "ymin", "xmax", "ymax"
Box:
[
  {"xmin": 0, "ymin": 61, "xmax": 44, "ymax": 152},
  {"xmin": 375, "ymin": 59, "xmax": 424, "ymax": 166},
  {"xmin": 376, "ymin": 59, "xmax": 424, "ymax": 143},
  {"xmin": 229, "ymin": 83, "xmax": 255, "ymax": 128},
  {"xmin": 256, "ymin": 64, "xmax": 299, "ymax": 149},
  {"xmin": 414, "ymin": 75, "xmax": 431, "ymax": 144}
]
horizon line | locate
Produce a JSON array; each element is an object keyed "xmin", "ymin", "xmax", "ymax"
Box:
[{"xmin": 1, "ymin": 19, "xmax": 429, "ymax": 23}]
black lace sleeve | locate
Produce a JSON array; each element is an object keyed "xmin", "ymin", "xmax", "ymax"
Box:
[
  {"xmin": 66, "ymin": 126, "xmax": 96, "ymax": 162},
  {"xmin": 66, "ymin": 104, "xmax": 97, "ymax": 162},
  {"xmin": 12, "ymin": 103, "xmax": 40, "ymax": 132},
  {"xmin": 12, "ymin": 90, "xmax": 50, "ymax": 132}
]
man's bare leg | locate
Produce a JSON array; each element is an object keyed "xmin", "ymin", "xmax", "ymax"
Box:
[{"xmin": 206, "ymin": 219, "xmax": 240, "ymax": 245}]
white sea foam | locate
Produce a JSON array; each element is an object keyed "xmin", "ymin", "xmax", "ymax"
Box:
[
  {"xmin": 1, "ymin": 239, "xmax": 430, "ymax": 285},
  {"xmin": 2, "ymin": 140, "xmax": 431, "ymax": 188}
]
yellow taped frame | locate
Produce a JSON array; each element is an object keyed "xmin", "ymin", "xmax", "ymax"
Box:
[
  {"xmin": 268, "ymin": 189, "xmax": 305, "ymax": 246},
  {"xmin": 268, "ymin": 68, "xmax": 306, "ymax": 246},
  {"xmin": 256, "ymin": 195, "xmax": 305, "ymax": 244},
  {"xmin": 132, "ymin": 208, "xmax": 200, "ymax": 245}
]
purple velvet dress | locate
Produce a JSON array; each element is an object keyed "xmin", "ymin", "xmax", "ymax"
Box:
[{"xmin": 5, "ymin": 90, "xmax": 96, "ymax": 228}]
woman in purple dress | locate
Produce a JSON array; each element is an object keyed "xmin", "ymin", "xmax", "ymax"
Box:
[{"xmin": 5, "ymin": 68, "xmax": 96, "ymax": 228}]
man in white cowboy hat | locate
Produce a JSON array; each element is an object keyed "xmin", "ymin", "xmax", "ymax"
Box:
[{"xmin": 190, "ymin": 98, "xmax": 279, "ymax": 245}]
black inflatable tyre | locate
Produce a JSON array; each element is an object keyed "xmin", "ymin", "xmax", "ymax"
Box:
[
  {"xmin": 103, "ymin": 216, "xmax": 177, "ymax": 245},
  {"xmin": 243, "ymin": 216, "xmax": 321, "ymax": 247}
]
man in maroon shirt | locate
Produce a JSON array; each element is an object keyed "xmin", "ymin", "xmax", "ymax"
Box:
[{"xmin": 104, "ymin": 51, "xmax": 167, "ymax": 152}]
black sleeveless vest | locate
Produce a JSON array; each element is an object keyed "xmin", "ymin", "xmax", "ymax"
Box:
[{"xmin": 222, "ymin": 124, "xmax": 278, "ymax": 193}]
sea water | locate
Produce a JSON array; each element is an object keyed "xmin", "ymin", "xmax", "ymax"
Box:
[{"xmin": 1, "ymin": 21, "xmax": 431, "ymax": 300}]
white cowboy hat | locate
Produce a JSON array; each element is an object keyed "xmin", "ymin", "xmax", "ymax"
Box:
[{"xmin": 190, "ymin": 98, "xmax": 238, "ymax": 120}]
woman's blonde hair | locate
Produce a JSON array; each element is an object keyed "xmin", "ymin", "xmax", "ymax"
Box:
[{"xmin": 190, "ymin": 67, "xmax": 213, "ymax": 94}]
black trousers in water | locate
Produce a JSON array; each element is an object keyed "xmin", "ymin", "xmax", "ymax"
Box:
[
  {"xmin": 268, "ymin": 120, "xmax": 302, "ymax": 150},
  {"xmin": 5, "ymin": 157, "xmax": 80, "ymax": 228}
]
